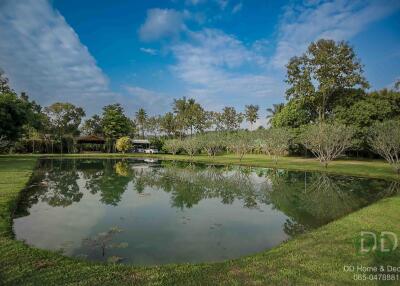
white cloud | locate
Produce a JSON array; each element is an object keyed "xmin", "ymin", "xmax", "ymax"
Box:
[
  {"xmin": 0, "ymin": 0, "xmax": 118, "ymax": 114},
  {"xmin": 140, "ymin": 47, "xmax": 158, "ymax": 55},
  {"xmin": 272, "ymin": 0, "xmax": 400, "ymax": 69},
  {"xmin": 138, "ymin": 9, "xmax": 185, "ymax": 42},
  {"xmin": 232, "ymin": 2, "xmax": 243, "ymax": 14},
  {"xmin": 169, "ymin": 29, "xmax": 279, "ymax": 110},
  {"xmin": 124, "ymin": 86, "xmax": 171, "ymax": 115}
]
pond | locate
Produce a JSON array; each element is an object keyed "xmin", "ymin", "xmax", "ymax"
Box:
[{"xmin": 13, "ymin": 158, "xmax": 398, "ymax": 265}]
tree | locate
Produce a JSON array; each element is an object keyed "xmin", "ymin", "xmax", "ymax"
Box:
[
  {"xmin": 198, "ymin": 132, "xmax": 225, "ymax": 157},
  {"xmin": 244, "ymin": 104, "xmax": 259, "ymax": 130},
  {"xmin": 333, "ymin": 88, "xmax": 400, "ymax": 151},
  {"xmin": 82, "ymin": 115, "xmax": 103, "ymax": 136},
  {"xmin": 262, "ymin": 128, "xmax": 293, "ymax": 164},
  {"xmin": 44, "ymin": 102, "xmax": 85, "ymax": 153},
  {"xmin": 0, "ymin": 72, "xmax": 34, "ymax": 144},
  {"xmin": 286, "ymin": 39, "xmax": 369, "ymax": 121},
  {"xmin": 271, "ymin": 100, "xmax": 313, "ymax": 128},
  {"xmin": 266, "ymin": 103, "xmax": 284, "ymax": 122},
  {"xmin": 227, "ymin": 131, "xmax": 253, "ymax": 161},
  {"xmin": 181, "ymin": 137, "xmax": 201, "ymax": 158},
  {"xmin": 135, "ymin": 108, "xmax": 147, "ymax": 139},
  {"xmin": 164, "ymin": 139, "xmax": 182, "ymax": 155},
  {"xmin": 173, "ymin": 97, "xmax": 206, "ymax": 136},
  {"xmin": 221, "ymin": 107, "xmax": 243, "ymax": 131},
  {"xmin": 101, "ymin": 104, "xmax": 132, "ymax": 152},
  {"xmin": 369, "ymin": 120, "xmax": 400, "ymax": 174},
  {"xmin": 115, "ymin": 136, "xmax": 132, "ymax": 154},
  {"xmin": 160, "ymin": 112, "xmax": 177, "ymax": 137},
  {"xmin": 300, "ymin": 122, "xmax": 355, "ymax": 168}
]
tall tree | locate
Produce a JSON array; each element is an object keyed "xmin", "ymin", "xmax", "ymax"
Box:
[
  {"xmin": 160, "ymin": 112, "xmax": 177, "ymax": 137},
  {"xmin": 221, "ymin": 106, "xmax": 243, "ymax": 131},
  {"xmin": 286, "ymin": 39, "xmax": 369, "ymax": 121},
  {"xmin": 101, "ymin": 104, "xmax": 132, "ymax": 152},
  {"xmin": 244, "ymin": 104, "xmax": 259, "ymax": 130},
  {"xmin": 135, "ymin": 108, "xmax": 147, "ymax": 139},
  {"xmin": 0, "ymin": 72, "xmax": 32, "ymax": 143},
  {"xmin": 82, "ymin": 115, "xmax": 103, "ymax": 136},
  {"xmin": 44, "ymin": 102, "xmax": 85, "ymax": 153},
  {"xmin": 173, "ymin": 97, "xmax": 206, "ymax": 136}
]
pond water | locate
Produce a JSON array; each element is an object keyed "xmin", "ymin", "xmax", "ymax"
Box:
[{"xmin": 13, "ymin": 158, "xmax": 398, "ymax": 265}]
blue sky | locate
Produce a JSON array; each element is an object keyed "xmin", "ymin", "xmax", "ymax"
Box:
[{"xmin": 0, "ymin": 0, "xmax": 399, "ymax": 126}]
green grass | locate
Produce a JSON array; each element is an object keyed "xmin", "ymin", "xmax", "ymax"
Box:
[{"xmin": 0, "ymin": 155, "xmax": 399, "ymax": 285}]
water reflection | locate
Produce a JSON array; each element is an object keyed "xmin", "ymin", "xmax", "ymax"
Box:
[{"xmin": 13, "ymin": 159, "xmax": 398, "ymax": 264}]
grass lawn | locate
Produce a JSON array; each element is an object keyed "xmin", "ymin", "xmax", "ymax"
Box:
[{"xmin": 0, "ymin": 155, "xmax": 399, "ymax": 285}]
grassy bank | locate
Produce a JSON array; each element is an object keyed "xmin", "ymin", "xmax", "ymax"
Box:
[{"xmin": 0, "ymin": 156, "xmax": 399, "ymax": 285}]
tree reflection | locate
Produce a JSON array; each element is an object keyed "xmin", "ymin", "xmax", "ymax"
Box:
[
  {"xmin": 15, "ymin": 158, "xmax": 398, "ymax": 240},
  {"xmin": 84, "ymin": 160, "xmax": 131, "ymax": 206}
]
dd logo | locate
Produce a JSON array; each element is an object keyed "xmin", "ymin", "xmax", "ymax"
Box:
[{"xmin": 360, "ymin": 231, "xmax": 398, "ymax": 253}]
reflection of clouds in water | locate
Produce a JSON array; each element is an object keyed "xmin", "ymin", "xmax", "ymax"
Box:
[{"xmin": 14, "ymin": 184, "xmax": 106, "ymax": 255}]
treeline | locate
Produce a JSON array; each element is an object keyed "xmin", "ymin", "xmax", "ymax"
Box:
[{"xmin": 0, "ymin": 39, "xmax": 399, "ymax": 171}]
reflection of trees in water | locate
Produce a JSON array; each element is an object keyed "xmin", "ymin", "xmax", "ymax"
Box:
[
  {"xmin": 130, "ymin": 163, "xmax": 268, "ymax": 209},
  {"xmin": 264, "ymin": 170, "xmax": 393, "ymax": 235},
  {"xmin": 84, "ymin": 160, "xmax": 131, "ymax": 206},
  {"xmin": 16, "ymin": 159, "xmax": 398, "ymax": 239},
  {"xmin": 15, "ymin": 159, "xmax": 82, "ymax": 217}
]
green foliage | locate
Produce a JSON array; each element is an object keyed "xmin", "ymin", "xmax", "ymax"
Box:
[
  {"xmin": 173, "ymin": 97, "xmax": 208, "ymax": 136},
  {"xmin": 82, "ymin": 115, "xmax": 103, "ymax": 136},
  {"xmin": 0, "ymin": 92, "xmax": 29, "ymax": 141},
  {"xmin": 160, "ymin": 112, "xmax": 177, "ymax": 137},
  {"xmin": 44, "ymin": 102, "xmax": 85, "ymax": 137},
  {"xmin": 286, "ymin": 39, "xmax": 369, "ymax": 121},
  {"xmin": 369, "ymin": 120, "xmax": 400, "ymax": 173},
  {"xmin": 219, "ymin": 106, "xmax": 243, "ymax": 131},
  {"xmin": 271, "ymin": 100, "xmax": 313, "ymax": 128},
  {"xmin": 115, "ymin": 136, "xmax": 132, "ymax": 154},
  {"xmin": 101, "ymin": 104, "xmax": 132, "ymax": 140}
]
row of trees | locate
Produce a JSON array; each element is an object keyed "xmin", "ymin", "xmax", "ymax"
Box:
[{"xmin": 163, "ymin": 121, "xmax": 400, "ymax": 172}]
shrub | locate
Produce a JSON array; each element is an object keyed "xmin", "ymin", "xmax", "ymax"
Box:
[{"xmin": 115, "ymin": 136, "xmax": 132, "ymax": 154}]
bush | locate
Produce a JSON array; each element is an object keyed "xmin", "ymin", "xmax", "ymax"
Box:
[{"xmin": 115, "ymin": 136, "xmax": 132, "ymax": 154}]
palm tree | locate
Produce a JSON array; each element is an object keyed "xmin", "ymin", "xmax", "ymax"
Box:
[
  {"xmin": 244, "ymin": 105, "xmax": 259, "ymax": 130},
  {"xmin": 266, "ymin": 103, "xmax": 284, "ymax": 121},
  {"xmin": 135, "ymin": 108, "xmax": 147, "ymax": 139}
]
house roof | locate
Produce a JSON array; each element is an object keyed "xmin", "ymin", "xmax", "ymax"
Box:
[{"xmin": 76, "ymin": 135, "xmax": 105, "ymax": 144}]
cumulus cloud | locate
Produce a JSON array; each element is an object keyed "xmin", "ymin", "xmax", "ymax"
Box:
[
  {"xmin": 170, "ymin": 29, "xmax": 279, "ymax": 110},
  {"xmin": 138, "ymin": 9, "xmax": 185, "ymax": 42},
  {"xmin": 124, "ymin": 86, "xmax": 171, "ymax": 115},
  {"xmin": 272, "ymin": 0, "xmax": 400, "ymax": 69},
  {"xmin": 0, "ymin": 0, "xmax": 117, "ymax": 114}
]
